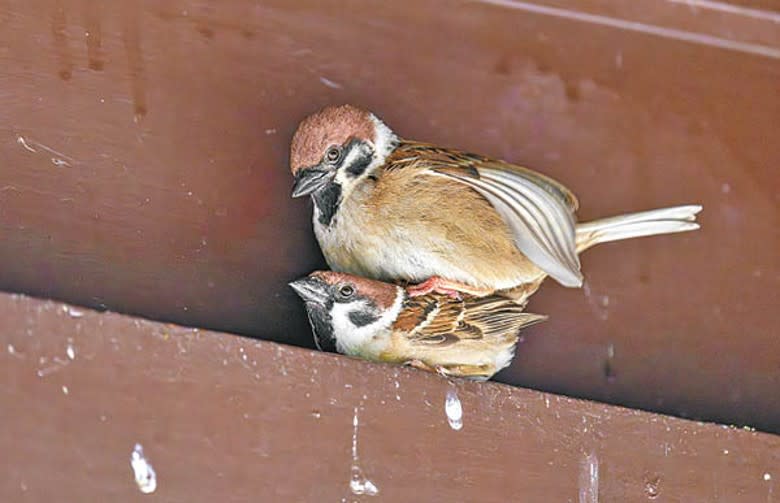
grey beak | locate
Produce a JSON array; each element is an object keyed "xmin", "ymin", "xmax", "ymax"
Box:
[
  {"xmin": 291, "ymin": 168, "xmax": 333, "ymax": 198},
  {"xmin": 288, "ymin": 276, "xmax": 330, "ymax": 306}
]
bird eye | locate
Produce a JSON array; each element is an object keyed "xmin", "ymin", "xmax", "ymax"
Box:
[
  {"xmin": 337, "ymin": 284, "xmax": 354, "ymax": 298},
  {"xmin": 325, "ymin": 146, "xmax": 342, "ymax": 164}
]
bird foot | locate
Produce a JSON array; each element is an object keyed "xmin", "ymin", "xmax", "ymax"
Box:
[{"xmin": 405, "ymin": 276, "xmax": 492, "ymax": 299}]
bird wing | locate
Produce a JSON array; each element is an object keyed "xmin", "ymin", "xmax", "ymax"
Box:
[
  {"xmin": 394, "ymin": 293, "xmax": 547, "ymax": 347},
  {"xmin": 388, "ymin": 141, "xmax": 583, "ymax": 287}
]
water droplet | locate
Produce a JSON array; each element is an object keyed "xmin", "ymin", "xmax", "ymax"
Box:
[
  {"xmin": 61, "ymin": 385, "xmax": 69, "ymax": 395},
  {"xmin": 764, "ymin": 473, "xmax": 772, "ymax": 481},
  {"xmin": 350, "ymin": 468, "xmax": 379, "ymax": 496},
  {"xmin": 63, "ymin": 305, "xmax": 84, "ymax": 318},
  {"xmin": 66, "ymin": 344, "xmax": 76, "ymax": 360},
  {"xmin": 445, "ymin": 389, "xmax": 463, "ymax": 431},
  {"xmin": 579, "ymin": 452, "xmax": 599, "ymax": 503},
  {"xmin": 131, "ymin": 444, "xmax": 157, "ymax": 494},
  {"xmin": 644, "ymin": 475, "xmax": 661, "ymax": 499},
  {"xmin": 349, "ymin": 407, "xmax": 378, "ymax": 496}
]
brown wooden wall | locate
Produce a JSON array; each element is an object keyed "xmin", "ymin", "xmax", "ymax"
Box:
[
  {"xmin": 2, "ymin": 293, "xmax": 779, "ymax": 501},
  {"xmin": 0, "ymin": 0, "xmax": 778, "ymax": 448}
]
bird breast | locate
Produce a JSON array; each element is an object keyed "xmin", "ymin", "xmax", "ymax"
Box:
[{"xmin": 313, "ymin": 170, "xmax": 543, "ymax": 290}]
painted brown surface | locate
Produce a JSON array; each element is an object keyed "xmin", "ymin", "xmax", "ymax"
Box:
[
  {"xmin": 0, "ymin": 0, "xmax": 778, "ymax": 434},
  {"xmin": 1, "ymin": 293, "xmax": 778, "ymax": 502}
]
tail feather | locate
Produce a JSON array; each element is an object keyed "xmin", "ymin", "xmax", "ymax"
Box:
[{"xmin": 576, "ymin": 205, "xmax": 702, "ymax": 251}]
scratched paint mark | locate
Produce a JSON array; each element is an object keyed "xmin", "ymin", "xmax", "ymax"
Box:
[
  {"xmin": 16, "ymin": 136, "xmax": 37, "ymax": 152},
  {"xmin": 479, "ymin": 0, "xmax": 780, "ymax": 59},
  {"xmin": 52, "ymin": 0, "xmax": 73, "ymax": 80},
  {"xmin": 121, "ymin": 2, "xmax": 147, "ymax": 120},
  {"xmin": 319, "ymin": 76, "xmax": 343, "ymax": 89},
  {"xmin": 37, "ymin": 353, "xmax": 71, "ymax": 377},
  {"xmin": 578, "ymin": 451, "xmax": 599, "ymax": 503},
  {"xmin": 666, "ymin": 0, "xmax": 780, "ymax": 22},
  {"xmin": 83, "ymin": 0, "xmax": 104, "ymax": 70},
  {"xmin": 16, "ymin": 135, "xmax": 76, "ymax": 167}
]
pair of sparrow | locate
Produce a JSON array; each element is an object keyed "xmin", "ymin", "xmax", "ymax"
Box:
[{"xmin": 288, "ymin": 105, "xmax": 701, "ymax": 380}]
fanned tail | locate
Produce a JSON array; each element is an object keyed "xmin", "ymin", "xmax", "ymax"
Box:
[{"xmin": 576, "ymin": 205, "xmax": 702, "ymax": 252}]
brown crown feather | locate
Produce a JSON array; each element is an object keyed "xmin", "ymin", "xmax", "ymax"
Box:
[
  {"xmin": 290, "ymin": 104, "xmax": 376, "ymax": 174},
  {"xmin": 309, "ymin": 270, "xmax": 399, "ymax": 310}
]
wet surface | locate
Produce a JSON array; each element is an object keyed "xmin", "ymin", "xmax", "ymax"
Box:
[
  {"xmin": 1, "ymin": 293, "xmax": 779, "ymax": 501},
  {"xmin": 0, "ymin": 0, "xmax": 778, "ymax": 431}
]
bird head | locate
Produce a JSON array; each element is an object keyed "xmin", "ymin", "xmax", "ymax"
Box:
[
  {"xmin": 289, "ymin": 270, "xmax": 403, "ymax": 354},
  {"xmin": 289, "ymin": 105, "xmax": 398, "ymax": 224}
]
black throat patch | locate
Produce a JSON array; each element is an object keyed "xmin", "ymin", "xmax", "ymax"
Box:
[
  {"xmin": 311, "ymin": 139, "xmax": 374, "ymax": 227},
  {"xmin": 313, "ymin": 182, "xmax": 342, "ymax": 227},
  {"xmin": 306, "ymin": 306, "xmax": 337, "ymax": 353}
]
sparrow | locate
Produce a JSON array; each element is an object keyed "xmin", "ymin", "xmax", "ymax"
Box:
[
  {"xmin": 289, "ymin": 270, "xmax": 546, "ymax": 380},
  {"xmin": 290, "ymin": 104, "xmax": 702, "ymax": 298}
]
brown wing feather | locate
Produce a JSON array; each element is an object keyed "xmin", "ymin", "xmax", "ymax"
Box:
[
  {"xmin": 386, "ymin": 141, "xmax": 583, "ymax": 288},
  {"xmin": 395, "ymin": 292, "xmax": 547, "ymax": 348},
  {"xmin": 388, "ymin": 141, "xmax": 579, "ymax": 211}
]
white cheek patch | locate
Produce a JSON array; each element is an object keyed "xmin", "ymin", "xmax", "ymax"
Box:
[
  {"xmin": 330, "ymin": 289, "xmax": 404, "ymax": 356},
  {"xmin": 368, "ymin": 114, "xmax": 398, "ymax": 172}
]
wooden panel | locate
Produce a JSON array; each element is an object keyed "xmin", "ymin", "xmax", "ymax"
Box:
[
  {"xmin": 0, "ymin": 0, "xmax": 778, "ymax": 432},
  {"xmin": 1, "ymin": 292, "xmax": 778, "ymax": 501}
]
